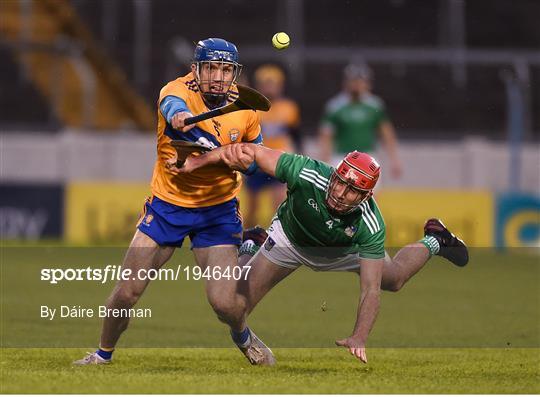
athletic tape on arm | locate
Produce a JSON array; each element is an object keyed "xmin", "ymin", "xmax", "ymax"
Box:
[{"xmin": 160, "ymin": 95, "xmax": 190, "ymax": 124}]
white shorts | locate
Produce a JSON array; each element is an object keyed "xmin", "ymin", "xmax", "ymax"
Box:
[{"xmin": 259, "ymin": 218, "xmax": 362, "ymax": 272}]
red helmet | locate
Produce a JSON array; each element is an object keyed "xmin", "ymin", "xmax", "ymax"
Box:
[{"xmin": 326, "ymin": 152, "xmax": 381, "ymax": 214}]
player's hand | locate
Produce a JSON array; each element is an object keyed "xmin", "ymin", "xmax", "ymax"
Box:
[
  {"xmin": 336, "ymin": 336, "xmax": 368, "ymax": 363},
  {"xmin": 220, "ymin": 144, "xmax": 254, "ymax": 171},
  {"xmin": 176, "ymin": 155, "xmax": 197, "ymax": 173},
  {"xmin": 171, "ymin": 112, "xmax": 195, "ymax": 132},
  {"xmin": 164, "ymin": 156, "xmax": 183, "ymax": 174},
  {"xmin": 240, "ymin": 143, "xmax": 256, "ymax": 159}
]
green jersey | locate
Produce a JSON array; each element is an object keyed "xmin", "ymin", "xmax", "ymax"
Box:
[
  {"xmin": 274, "ymin": 153, "xmax": 386, "ymax": 259},
  {"xmin": 322, "ymin": 93, "xmax": 389, "ymax": 154}
]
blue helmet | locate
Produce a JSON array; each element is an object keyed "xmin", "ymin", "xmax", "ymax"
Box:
[
  {"xmin": 194, "ymin": 38, "xmax": 240, "ymax": 64},
  {"xmin": 192, "ymin": 38, "xmax": 242, "ymax": 108}
]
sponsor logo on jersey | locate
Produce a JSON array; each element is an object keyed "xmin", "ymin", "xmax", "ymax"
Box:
[
  {"xmin": 347, "ymin": 108, "xmax": 367, "ymax": 121},
  {"xmin": 228, "ymin": 128, "xmax": 240, "ymax": 142}
]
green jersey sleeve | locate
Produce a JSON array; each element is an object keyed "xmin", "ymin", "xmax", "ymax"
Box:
[
  {"xmin": 354, "ymin": 199, "xmax": 386, "ymax": 259},
  {"xmin": 356, "ymin": 227, "xmax": 386, "ymax": 259},
  {"xmin": 275, "ymin": 153, "xmax": 312, "ymax": 190}
]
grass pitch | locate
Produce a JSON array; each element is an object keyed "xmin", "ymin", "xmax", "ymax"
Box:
[
  {"xmin": 1, "ymin": 348, "xmax": 538, "ymax": 393},
  {"xmin": 1, "ymin": 246, "xmax": 539, "ymax": 393}
]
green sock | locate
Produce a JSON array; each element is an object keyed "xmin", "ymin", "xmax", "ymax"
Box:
[{"xmin": 420, "ymin": 235, "xmax": 440, "ymax": 256}]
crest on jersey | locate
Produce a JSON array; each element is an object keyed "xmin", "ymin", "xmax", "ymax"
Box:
[
  {"xmin": 344, "ymin": 225, "xmax": 357, "ymax": 237},
  {"xmin": 228, "ymin": 128, "xmax": 240, "ymax": 142}
]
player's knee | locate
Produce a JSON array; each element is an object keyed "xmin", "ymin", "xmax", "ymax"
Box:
[
  {"xmin": 111, "ymin": 286, "xmax": 143, "ymax": 308},
  {"xmin": 208, "ymin": 294, "xmax": 246, "ymax": 323},
  {"xmin": 210, "ymin": 299, "xmax": 241, "ymax": 318},
  {"xmin": 382, "ymin": 280, "xmax": 403, "ymax": 293}
]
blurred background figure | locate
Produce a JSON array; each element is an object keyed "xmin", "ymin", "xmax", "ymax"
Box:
[
  {"xmin": 243, "ymin": 64, "xmax": 301, "ymax": 227},
  {"xmin": 318, "ymin": 62, "xmax": 402, "ymax": 179}
]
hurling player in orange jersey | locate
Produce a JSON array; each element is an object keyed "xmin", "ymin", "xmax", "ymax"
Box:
[{"xmin": 75, "ymin": 38, "xmax": 265, "ymax": 365}]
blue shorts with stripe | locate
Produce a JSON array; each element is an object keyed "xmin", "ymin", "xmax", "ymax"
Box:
[{"xmin": 137, "ymin": 196, "xmax": 243, "ymax": 248}]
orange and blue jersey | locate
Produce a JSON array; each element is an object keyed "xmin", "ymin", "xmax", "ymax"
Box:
[
  {"xmin": 137, "ymin": 72, "xmax": 261, "ymax": 248},
  {"xmin": 151, "ymin": 72, "xmax": 262, "ymax": 208}
]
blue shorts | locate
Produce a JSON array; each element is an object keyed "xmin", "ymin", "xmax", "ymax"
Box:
[
  {"xmin": 245, "ymin": 169, "xmax": 280, "ymax": 192},
  {"xmin": 137, "ymin": 196, "xmax": 243, "ymax": 248}
]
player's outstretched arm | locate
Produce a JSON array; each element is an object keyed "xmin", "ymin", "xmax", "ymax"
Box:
[
  {"xmin": 175, "ymin": 143, "xmax": 284, "ymax": 175},
  {"xmin": 336, "ymin": 257, "xmax": 383, "ymax": 363},
  {"xmin": 230, "ymin": 144, "xmax": 284, "ymax": 177},
  {"xmin": 171, "ymin": 144, "xmax": 255, "ymax": 174}
]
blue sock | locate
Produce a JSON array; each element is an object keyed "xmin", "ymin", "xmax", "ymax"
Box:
[
  {"xmin": 231, "ymin": 327, "xmax": 251, "ymax": 346},
  {"xmin": 96, "ymin": 348, "xmax": 114, "ymax": 360}
]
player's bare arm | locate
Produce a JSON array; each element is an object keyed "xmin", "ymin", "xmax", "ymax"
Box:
[
  {"xmin": 175, "ymin": 143, "xmax": 284, "ymax": 176},
  {"xmin": 165, "ymin": 147, "xmax": 221, "ymax": 174},
  {"xmin": 168, "ymin": 143, "xmax": 254, "ymax": 175},
  {"xmin": 336, "ymin": 257, "xmax": 383, "ymax": 363},
  {"xmin": 228, "ymin": 143, "xmax": 284, "ymax": 176}
]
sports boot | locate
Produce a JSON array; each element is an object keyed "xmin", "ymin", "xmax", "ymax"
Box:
[{"xmin": 424, "ymin": 218, "xmax": 469, "ymax": 267}]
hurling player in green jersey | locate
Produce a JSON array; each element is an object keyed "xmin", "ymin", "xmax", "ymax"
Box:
[
  {"xmin": 318, "ymin": 63, "xmax": 402, "ymax": 179},
  {"xmin": 179, "ymin": 144, "xmax": 468, "ymax": 366}
]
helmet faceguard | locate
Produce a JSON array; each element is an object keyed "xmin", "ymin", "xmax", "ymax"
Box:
[
  {"xmin": 325, "ymin": 152, "xmax": 380, "ymax": 215},
  {"xmin": 193, "ymin": 38, "xmax": 243, "ymax": 109}
]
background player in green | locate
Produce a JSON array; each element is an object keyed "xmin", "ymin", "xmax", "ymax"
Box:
[
  {"xmin": 318, "ymin": 62, "xmax": 402, "ymax": 179},
  {"xmin": 180, "ymin": 144, "xmax": 468, "ymax": 365}
]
